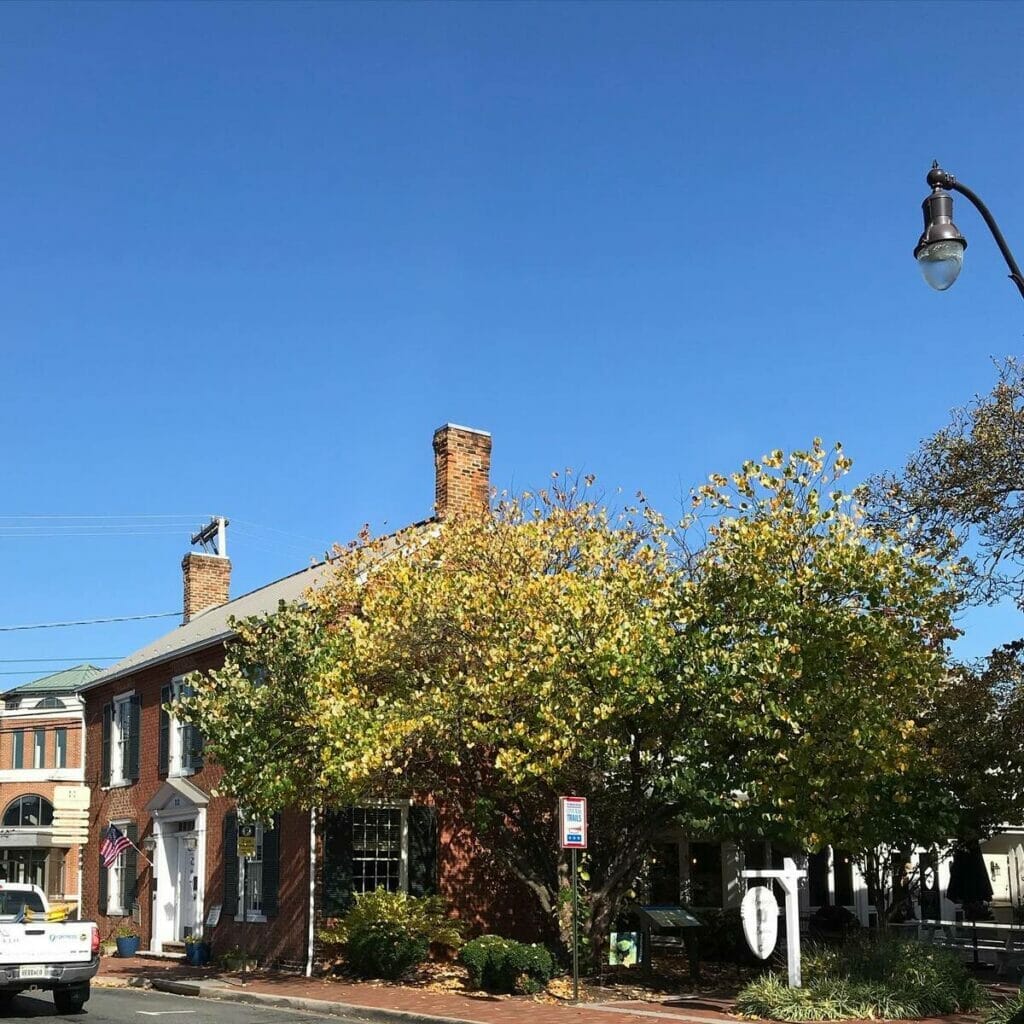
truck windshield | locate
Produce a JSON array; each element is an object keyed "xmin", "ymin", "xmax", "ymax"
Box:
[{"xmin": 0, "ymin": 891, "xmax": 45, "ymax": 917}]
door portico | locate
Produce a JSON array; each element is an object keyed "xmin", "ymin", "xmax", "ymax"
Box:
[{"xmin": 145, "ymin": 777, "xmax": 209, "ymax": 953}]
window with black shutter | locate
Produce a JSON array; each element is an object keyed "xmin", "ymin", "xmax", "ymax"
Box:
[
  {"xmin": 159, "ymin": 685, "xmax": 171, "ymax": 776},
  {"xmin": 222, "ymin": 813, "xmax": 238, "ymax": 916},
  {"xmin": 124, "ymin": 822, "xmax": 139, "ymax": 907},
  {"xmin": 127, "ymin": 696, "xmax": 141, "ymax": 782},
  {"xmin": 322, "ymin": 807, "xmax": 354, "ymax": 916},
  {"xmin": 101, "ymin": 705, "xmax": 112, "ymax": 787},
  {"xmin": 97, "ymin": 829, "xmax": 108, "ymax": 914},
  {"xmin": 261, "ymin": 814, "xmax": 280, "ymax": 918},
  {"xmin": 408, "ymin": 805, "xmax": 438, "ymax": 897}
]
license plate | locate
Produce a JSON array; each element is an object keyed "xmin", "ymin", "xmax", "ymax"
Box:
[{"xmin": 19, "ymin": 966, "xmax": 46, "ymax": 979}]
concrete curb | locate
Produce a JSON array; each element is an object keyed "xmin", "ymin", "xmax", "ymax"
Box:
[{"xmin": 147, "ymin": 977, "xmax": 488, "ymax": 1024}]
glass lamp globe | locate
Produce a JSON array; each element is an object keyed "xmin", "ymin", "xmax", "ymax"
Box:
[{"xmin": 917, "ymin": 239, "xmax": 965, "ymax": 291}]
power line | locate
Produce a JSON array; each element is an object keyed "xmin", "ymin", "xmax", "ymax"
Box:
[
  {"xmin": 0, "ymin": 514, "xmax": 206, "ymax": 519},
  {"xmin": 0, "ymin": 658, "xmax": 123, "ymax": 663},
  {"xmin": 0, "ymin": 612, "xmax": 180, "ymax": 632}
]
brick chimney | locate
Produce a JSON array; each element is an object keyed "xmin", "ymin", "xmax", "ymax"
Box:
[
  {"xmin": 432, "ymin": 424, "xmax": 492, "ymax": 519},
  {"xmin": 182, "ymin": 517, "xmax": 231, "ymax": 623}
]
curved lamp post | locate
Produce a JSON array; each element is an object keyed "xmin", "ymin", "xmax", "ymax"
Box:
[{"xmin": 914, "ymin": 162, "xmax": 1024, "ymax": 301}]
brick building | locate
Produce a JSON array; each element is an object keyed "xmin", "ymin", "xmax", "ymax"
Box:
[
  {"xmin": 79, "ymin": 424, "xmax": 532, "ymax": 968},
  {"xmin": 0, "ymin": 664, "xmax": 96, "ymax": 910}
]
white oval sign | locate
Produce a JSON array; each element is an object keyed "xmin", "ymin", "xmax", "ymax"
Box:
[{"xmin": 741, "ymin": 885, "xmax": 779, "ymax": 960}]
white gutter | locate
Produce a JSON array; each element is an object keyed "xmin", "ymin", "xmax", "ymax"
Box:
[{"xmin": 306, "ymin": 808, "xmax": 316, "ymax": 977}]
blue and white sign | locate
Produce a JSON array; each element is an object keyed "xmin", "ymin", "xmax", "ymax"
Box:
[{"xmin": 559, "ymin": 796, "xmax": 588, "ymax": 849}]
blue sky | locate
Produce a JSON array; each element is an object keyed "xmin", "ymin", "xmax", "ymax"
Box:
[{"xmin": 1, "ymin": 0, "xmax": 1022, "ymax": 683}]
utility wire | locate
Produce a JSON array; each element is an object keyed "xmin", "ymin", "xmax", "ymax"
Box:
[
  {"xmin": 0, "ymin": 658, "xmax": 122, "ymax": 663},
  {"xmin": 0, "ymin": 612, "xmax": 180, "ymax": 632}
]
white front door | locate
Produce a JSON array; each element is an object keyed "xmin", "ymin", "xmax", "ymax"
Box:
[{"xmin": 175, "ymin": 836, "xmax": 199, "ymax": 940}]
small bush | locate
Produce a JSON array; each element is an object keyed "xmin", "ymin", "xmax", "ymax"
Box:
[
  {"xmin": 987, "ymin": 991, "xmax": 1024, "ymax": 1024},
  {"xmin": 347, "ymin": 921, "xmax": 429, "ymax": 980},
  {"xmin": 461, "ymin": 935, "xmax": 554, "ymax": 995},
  {"xmin": 736, "ymin": 936, "xmax": 985, "ymax": 1021},
  {"xmin": 317, "ymin": 888, "xmax": 463, "ymax": 979}
]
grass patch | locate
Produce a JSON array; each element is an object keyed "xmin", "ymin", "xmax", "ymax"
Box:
[
  {"xmin": 735, "ymin": 936, "xmax": 986, "ymax": 1021},
  {"xmin": 986, "ymin": 991, "xmax": 1024, "ymax": 1024}
]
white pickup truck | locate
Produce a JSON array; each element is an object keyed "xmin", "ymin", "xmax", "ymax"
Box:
[{"xmin": 0, "ymin": 883, "xmax": 99, "ymax": 1013}]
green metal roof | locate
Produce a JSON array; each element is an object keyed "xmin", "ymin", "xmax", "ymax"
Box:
[{"xmin": 5, "ymin": 664, "xmax": 103, "ymax": 696}]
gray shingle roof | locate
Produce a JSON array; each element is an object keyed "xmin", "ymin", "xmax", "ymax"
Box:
[{"xmin": 82, "ymin": 562, "xmax": 331, "ymax": 691}]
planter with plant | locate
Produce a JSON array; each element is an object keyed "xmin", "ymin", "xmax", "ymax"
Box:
[
  {"xmin": 114, "ymin": 924, "xmax": 140, "ymax": 958},
  {"xmin": 184, "ymin": 931, "xmax": 210, "ymax": 966}
]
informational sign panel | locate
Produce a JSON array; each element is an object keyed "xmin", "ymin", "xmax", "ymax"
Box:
[
  {"xmin": 52, "ymin": 789, "xmax": 91, "ymax": 845},
  {"xmin": 54, "ymin": 786, "xmax": 91, "ymax": 810},
  {"xmin": 638, "ymin": 905, "xmax": 702, "ymax": 929},
  {"xmin": 741, "ymin": 885, "xmax": 779, "ymax": 959},
  {"xmin": 238, "ymin": 822, "xmax": 257, "ymax": 859},
  {"xmin": 559, "ymin": 796, "xmax": 587, "ymax": 849},
  {"xmin": 205, "ymin": 904, "xmax": 222, "ymax": 928}
]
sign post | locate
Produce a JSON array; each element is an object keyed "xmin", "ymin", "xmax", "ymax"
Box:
[
  {"xmin": 741, "ymin": 857, "xmax": 806, "ymax": 987},
  {"xmin": 238, "ymin": 823, "xmax": 258, "ymax": 987},
  {"xmin": 559, "ymin": 797, "xmax": 587, "ymax": 1002}
]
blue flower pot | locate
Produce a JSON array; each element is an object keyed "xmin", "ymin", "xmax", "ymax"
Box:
[
  {"xmin": 116, "ymin": 936, "xmax": 140, "ymax": 957},
  {"xmin": 186, "ymin": 942, "xmax": 210, "ymax": 966}
]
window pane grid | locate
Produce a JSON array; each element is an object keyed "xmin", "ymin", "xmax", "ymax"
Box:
[{"xmin": 352, "ymin": 808, "xmax": 402, "ymax": 894}]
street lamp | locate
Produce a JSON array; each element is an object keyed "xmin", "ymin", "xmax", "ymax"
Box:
[{"xmin": 914, "ymin": 162, "xmax": 1024, "ymax": 301}]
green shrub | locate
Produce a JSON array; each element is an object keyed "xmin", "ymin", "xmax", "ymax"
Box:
[
  {"xmin": 736, "ymin": 936, "xmax": 985, "ymax": 1021},
  {"xmin": 326, "ymin": 888, "xmax": 463, "ymax": 948},
  {"xmin": 316, "ymin": 888, "xmax": 463, "ymax": 979},
  {"xmin": 461, "ymin": 935, "xmax": 554, "ymax": 995},
  {"xmin": 347, "ymin": 921, "xmax": 428, "ymax": 980},
  {"xmin": 986, "ymin": 991, "xmax": 1024, "ymax": 1024}
]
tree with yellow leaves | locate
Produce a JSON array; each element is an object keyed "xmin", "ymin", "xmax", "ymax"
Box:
[{"xmin": 180, "ymin": 442, "xmax": 960, "ymax": 957}]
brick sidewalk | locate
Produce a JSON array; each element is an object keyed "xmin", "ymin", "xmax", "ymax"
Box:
[
  {"xmin": 96, "ymin": 955, "xmax": 1010, "ymax": 1024},
  {"xmin": 96, "ymin": 955, "xmax": 741, "ymax": 1024}
]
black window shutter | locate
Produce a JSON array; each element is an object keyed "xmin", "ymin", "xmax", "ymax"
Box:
[
  {"xmin": 127, "ymin": 697, "xmax": 141, "ymax": 782},
  {"xmin": 322, "ymin": 807, "xmax": 354, "ymax": 916},
  {"xmin": 407, "ymin": 805, "xmax": 439, "ymax": 897},
  {"xmin": 97, "ymin": 832, "xmax": 108, "ymax": 914},
  {"xmin": 101, "ymin": 705, "xmax": 112, "ymax": 786},
  {"xmin": 125, "ymin": 822, "xmax": 139, "ymax": 907},
  {"xmin": 182, "ymin": 684, "xmax": 204, "ymax": 772},
  {"xmin": 187, "ymin": 725, "xmax": 204, "ymax": 773},
  {"xmin": 222, "ymin": 813, "xmax": 238, "ymax": 916},
  {"xmin": 159, "ymin": 685, "xmax": 171, "ymax": 776},
  {"xmin": 261, "ymin": 814, "xmax": 281, "ymax": 918}
]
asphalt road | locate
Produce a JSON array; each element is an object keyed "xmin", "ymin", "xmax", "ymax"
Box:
[{"xmin": 0, "ymin": 987, "xmax": 370, "ymax": 1024}]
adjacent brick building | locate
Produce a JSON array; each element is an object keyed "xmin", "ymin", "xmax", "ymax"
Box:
[
  {"xmin": 78, "ymin": 423, "xmax": 536, "ymax": 969},
  {"xmin": 0, "ymin": 664, "xmax": 96, "ymax": 910}
]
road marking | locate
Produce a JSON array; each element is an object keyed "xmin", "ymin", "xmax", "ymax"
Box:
[{"xmin": 136, "ymin": 1012, "xmax": 197, "ymax": 1016}]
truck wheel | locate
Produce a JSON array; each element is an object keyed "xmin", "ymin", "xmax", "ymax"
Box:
[{"xmin": 53, "ymin": 984, "xmax": 88, "ymax": 1014}]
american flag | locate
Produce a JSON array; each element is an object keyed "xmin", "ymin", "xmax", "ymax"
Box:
[{"xmin": 100, "ymin": 824, "xmax": 132, "ymax": 868}]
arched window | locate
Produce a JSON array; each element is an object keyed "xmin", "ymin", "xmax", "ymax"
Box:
[
  {"xmin": 36, "ymin": 697, "xmax": 64, "ymax": 710},
  {"xmin": 2, "ymin": 795, "xmax": 54, "ymax": 828}
]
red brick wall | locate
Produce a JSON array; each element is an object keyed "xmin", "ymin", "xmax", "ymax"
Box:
[{"xmin": 83, "ymin": 645, "xmax": 310, "ymax": 966}]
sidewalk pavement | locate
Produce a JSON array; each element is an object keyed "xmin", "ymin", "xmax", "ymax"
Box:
[{"xmin": 95, "ymin": 955, "xmax": 742, "ymax": 1024}]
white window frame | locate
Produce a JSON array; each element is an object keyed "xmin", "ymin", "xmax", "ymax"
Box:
[
  {"xmin": 168, "ymin": 676, "xmax": 194, "ymax": 778},
  {"xmin": 106, "ymin": 819, "xmax": 131, "ymax": 916},
  {"xmin": 350, "ymin": 803, "xmax": 410, "ymax": 897},
  {"xmin": 110, "ymin": 693, "xmax": 133, "ymax": 787},
  {"xmin": 236, "ymin": 823, "xmax": 267, "ymax": 923},
  {"xmin": 54, "ymin": 728, "xmax": 67, "ymax": 770},
  {"xmin": 32, "ymin": 729, "xmax": 44, "ymax": 770}
]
